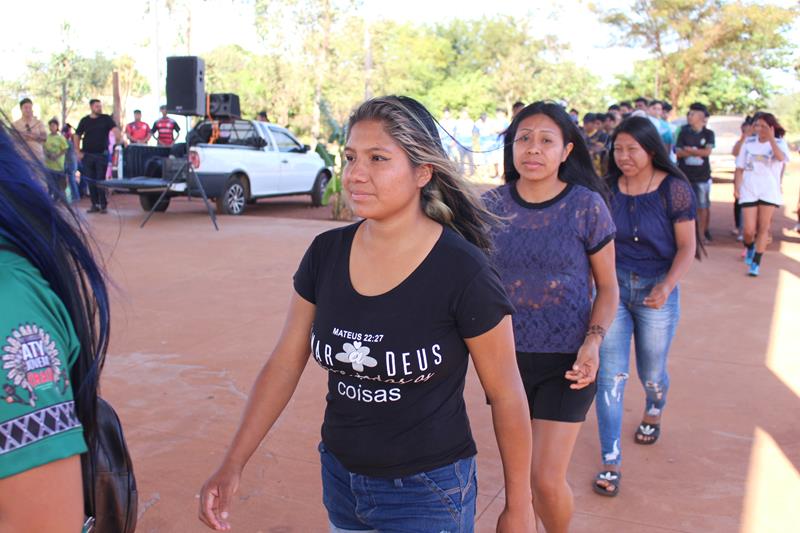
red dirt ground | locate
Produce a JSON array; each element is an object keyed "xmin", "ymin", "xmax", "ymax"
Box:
[{"xmin": 83, "ymin": 168, "xmax": 800, "ymax": 532}]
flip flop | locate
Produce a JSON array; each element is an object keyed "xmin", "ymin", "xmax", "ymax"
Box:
[
  {"xmin": 634, "ymin": 422, "xmax": 661, "ymax": 445},
  {"xmin": 592, "ymin": 470, "xmax": 621, "ymax": 497}
]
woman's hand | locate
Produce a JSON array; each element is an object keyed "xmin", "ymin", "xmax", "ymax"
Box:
[
  {"xmin": 496, "ymin": 503, "xmax": 536, "ymax": 533},
  {"xmin": 643, "ymin": 282, "xmax": 672, "ymax": 309},
  {"xmin": 198, "ymin": 462, "xmax": 243, "ymax": 531},
  {"xmin": 565, "ymin": 338, "xmax": 600, "ymax": 390}
]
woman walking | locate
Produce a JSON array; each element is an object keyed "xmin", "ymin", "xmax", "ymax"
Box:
[
  {"xmin": 0, "ymin": 118, "xmax": 110, "ymax": 530},
  {"xmin": 734, "ymin": 112, "xmax": 790, "ymax": 277},
  {"xmin": 484, "ymin": 102, "xmax": 619, "ymax": 533},
  {"xmin": 594, "ymin": 116, "xmax": 700, "ymax": 497},
  {"xmin": 199, "ymin": 96, "xmax": 535, "ymax": 532}
]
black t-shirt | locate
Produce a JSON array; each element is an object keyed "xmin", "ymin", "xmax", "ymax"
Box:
[
  {"xmin": 75, "ymin": 114, "xmax": 116, "ymax": 154},
  {"xmin": 294, "ymin": 222, "xmax": 513, "ymax": 478},
  {"xmin": 676, "ymin": 125, "xmax": 715, "ymax": 182}
]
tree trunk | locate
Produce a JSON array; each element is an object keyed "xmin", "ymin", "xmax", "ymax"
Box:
[
  {"xmin": 312, "ymin": 74, "xmax": 322, "ymax": 139},
  {"xmin": 61, "ymin": 80, "xmax": 67, "ymax": 127},
  {"xmin": 186, "ymin": 8, "xmax": 192, "ymax": 54},
  {"xmin": 364, "ymin": 18, "xmax": 372, "ymax": 100}
]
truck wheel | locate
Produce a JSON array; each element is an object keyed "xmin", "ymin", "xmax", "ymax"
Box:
[
  {"xmin": 216, "ymin": 176, "xmax": 247, "ymax": 215},
  {"xmin": 139, "ymin": 193, "xmax": 170, "ymax": 212},
  {"xmin": 310, "ymin": 171, "xmax": 331, "ymax": 207}
]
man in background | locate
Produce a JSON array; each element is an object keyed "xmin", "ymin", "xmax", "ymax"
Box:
[
  {"xmin": 125, "ymin": 110, "xmax": 151, "ymax": 145},
  {"xmin": 676, "ymin": 102, "xmax": 715, "ymax": 243},
  {"xmin": 74, "ymin": 99, "xmax": 117, "ymax": 213},
  {"xmin": 453, "ymin": 109, "xmax": 476, "ymax": 177},
  {"xmin": 648, "ymin": 100, "xmax": 674, "ymax": 153},
  {"xmin": 44, "ymin": 118, "xmax": 69, "ymax": 195},
  {"xmin": 257, "ymin": 111, "xmax": 269, "ymax": 122},
  {"xmin": 583, "ymin": 113, "xmax": 608, "ymax": 175},
  {"xmin": 12, "ymin": 98, "xmax": 47, "ymax": 161},
  {"xmin": 151, "ymin": 105, "xmax": 180, "ymax": 146},
  {"xmin": 569, "ymin": 108, "xmax": 580, "ymax": 125}
]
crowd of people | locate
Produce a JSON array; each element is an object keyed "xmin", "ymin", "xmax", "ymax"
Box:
[
  {"xmin": 9, "ymin": 98, "xmax": 182, "ymax": 213},
  {"xmin": 0, "ymin": 90, "xmax": 794, "ymax": 533}
]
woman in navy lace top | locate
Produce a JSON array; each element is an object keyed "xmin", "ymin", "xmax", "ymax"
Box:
[
  {"xmin": 593, "ymin": 116, "xmax": 700, "ymax": 498},
  {"xmin": 485, "ymin": 102, "xmax": 619, "ymax": 533}
]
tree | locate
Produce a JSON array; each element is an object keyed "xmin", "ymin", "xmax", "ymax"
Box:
[
  {"xmin": 254, "ymin": 0, "xmax": 360, "ymax": 138},
  {"xmin": 204, "ymin": 45, "xmax": 311, "ymax": 128},
  {"xmin": 106, "ymin": 55, "xmax": 151, "ymax": 123},
  {"xmin": 598, "ymin": 0, "xmax": 798, "ymax": 110},
  {"xmin": 0, "ymin": 80, "xmax": 25, "ymax": 120},
  {"xmin": 27, "ymin": 50, "xmax": 113, "ymax": 126}
]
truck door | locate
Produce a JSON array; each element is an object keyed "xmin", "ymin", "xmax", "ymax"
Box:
[
  {"xmin": 243, "ymin": 122, "xmax": 282, "ymax": 197},
  {"xmin": 269, "ymin": 128, "xmax": 317, "ymax": 193}
]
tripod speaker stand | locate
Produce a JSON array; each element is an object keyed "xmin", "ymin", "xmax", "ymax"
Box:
[{"xmin": 140, "ymin": 159, "xmax": 219, "ymax": 230}]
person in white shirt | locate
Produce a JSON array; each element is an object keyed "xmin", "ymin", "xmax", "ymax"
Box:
[{"xmin": 734, "ymin": 112, "xmax": 790, "ymax": 277}]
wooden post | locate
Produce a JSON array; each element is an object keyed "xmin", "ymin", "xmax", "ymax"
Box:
[{"xmin": 112, "ymin": 71, "xmax": 121, "ymax": 125}]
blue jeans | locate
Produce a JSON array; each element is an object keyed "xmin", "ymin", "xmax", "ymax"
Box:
[
  {"xmin": 320, "ymin": 442, "xmax": 477, "ymax": 533},
  {"xmin": 595, "ymin": 269, "xmax": 680, "ymax": 466},
  {"xmin": 66, "ymin": 165, "xmax": 80, "ymax": 203}
]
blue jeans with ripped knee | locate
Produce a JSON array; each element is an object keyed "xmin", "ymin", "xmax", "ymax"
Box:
[{"xmin": 595, "ymin": 268, "xmax": 680, "ymax": 466}]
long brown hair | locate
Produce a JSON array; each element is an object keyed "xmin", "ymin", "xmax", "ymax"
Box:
[{"xmin": 347, "ymin": 96, "xmax": 496, "ymax": 252}]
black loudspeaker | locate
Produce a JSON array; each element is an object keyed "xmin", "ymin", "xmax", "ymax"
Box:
[
  {"xmin": 166, "ymin": 56, "xmax": 205, "ymax": 116},
  {"xmin": 208, "ymin": 93, "xmax": 241, "ymax": 119}
]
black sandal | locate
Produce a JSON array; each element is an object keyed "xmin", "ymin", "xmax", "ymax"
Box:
[
  {"xmin": 634, "ymin": 422, "xmax": 661, "ymax": 445},
  {"xmin": 592, "ymin": 470, "xmax": 621, "ymax": 497}
]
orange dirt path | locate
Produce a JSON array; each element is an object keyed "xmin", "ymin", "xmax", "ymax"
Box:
[{"xmin": 84, "ymin": 167, "xmax": 799, "ymax": 533}]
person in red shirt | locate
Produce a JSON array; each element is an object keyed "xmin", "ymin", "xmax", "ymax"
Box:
[
  {"xmin": 151, "ymin": 105, "xmax": 180, "ymax": 147},
  {"xmin": 124, "ymin": 110, "xmax": 151, "ymax": 145}
]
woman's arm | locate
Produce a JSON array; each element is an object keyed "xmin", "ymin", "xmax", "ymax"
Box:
[
  {"xmin": 566, "ymin": 243, "xmax": 619, "ymax": 389},
  {"xmin": 734, "ymin": 168, "xmax": 743, "ymax": 199},
  {"xmin": 644, "ymin": 220, "xmax": 696, "ymax": 309},
  {"xmin": 0, "ymin": 455, "xmax": 84, "ymax": 533},
  {"xmin": 466, "ymin": 316, "xmax": 535, "ymax": 532},
  {"xmin": 732, "ymin": 138, "xmax": 744, "ymax": 157},
  {"xmin": 766, "ymin": 128, "xmax": 786, "ymax": 162},
  {"xmin": 199, "ymin": 292, "xmax": 315, "ymax": 531}
]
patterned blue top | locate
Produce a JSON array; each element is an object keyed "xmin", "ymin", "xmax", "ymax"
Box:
[
  {"xmin": 484, "ymin": 182, "xmax": 615, "ymax": 353},
  {"xmin": 610, "ymin": 175, "xmax": 696, "ymax": 277}
]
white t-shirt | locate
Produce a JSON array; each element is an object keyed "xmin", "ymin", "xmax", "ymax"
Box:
[{"xmin": 735, "ymin": 137, "xmax": 790, "ymax": 205}]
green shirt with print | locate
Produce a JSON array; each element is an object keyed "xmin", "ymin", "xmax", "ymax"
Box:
[
  {"xmin": 0, "ymin": 241, "xmax": 87, "ymax": 479},
  {"xmin": 44, "ymin": 133, "xmax": 69, "ymax": 172}
]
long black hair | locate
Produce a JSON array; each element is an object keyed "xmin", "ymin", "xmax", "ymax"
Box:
[
  {"xmin": 348, "ymin": 96, "xmax": 498, "ymax": 252},
  {"xmin": 606, "ymin": 116, "xmax": 687, "ymax": 183},
  {"xmin": 0, "ymin": 116, "xmax": 109, "ymax": 439},
  {"xmin": 606, "ymin": 116, "xmax": 705, "ymax": 258},
  {"xmin": 503, "ymin": 101, "xmax": 610, "ymax": 204}
]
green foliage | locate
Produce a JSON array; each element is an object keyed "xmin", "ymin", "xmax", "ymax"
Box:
[
  {"xmin": 769, "ymin": 92, "xmax": 800, "ymax": 139},
  {"xmin": 612, "ymin": 58, "xmax": 770, "ymax": 114},
  {"xmin": 26, "ymin": 50, "xmax": 113, "ymax": 124},
  {"xmin": 598, "ymin": 0, "xmax": 798, "ymax": 110},
  {"xmin": 0, "ymin": 80, "xmax": 25, "ymax": 119}
]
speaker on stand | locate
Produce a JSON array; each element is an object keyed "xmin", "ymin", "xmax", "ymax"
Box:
[{"xmin": 166, "ymin": 56, "xmax": 205, "ymax": 116}]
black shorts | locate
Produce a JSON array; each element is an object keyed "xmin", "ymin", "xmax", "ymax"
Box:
[
  {"xmin": 516, "ymin": 352, "xmax": 596, "ymax": 423},
  {"xmin": 739, "ymin": 200, "xmax": 779, "ymax": 208}
]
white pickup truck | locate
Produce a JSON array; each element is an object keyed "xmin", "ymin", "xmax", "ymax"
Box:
[{"xmin": 184, "ymin": 119, "xmax": 332, "ymax": 215}]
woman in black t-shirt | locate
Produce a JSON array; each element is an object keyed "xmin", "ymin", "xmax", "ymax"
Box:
[{"xmin": 199, "ymin": 96, "xmax": 534, "ymax": 532}]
